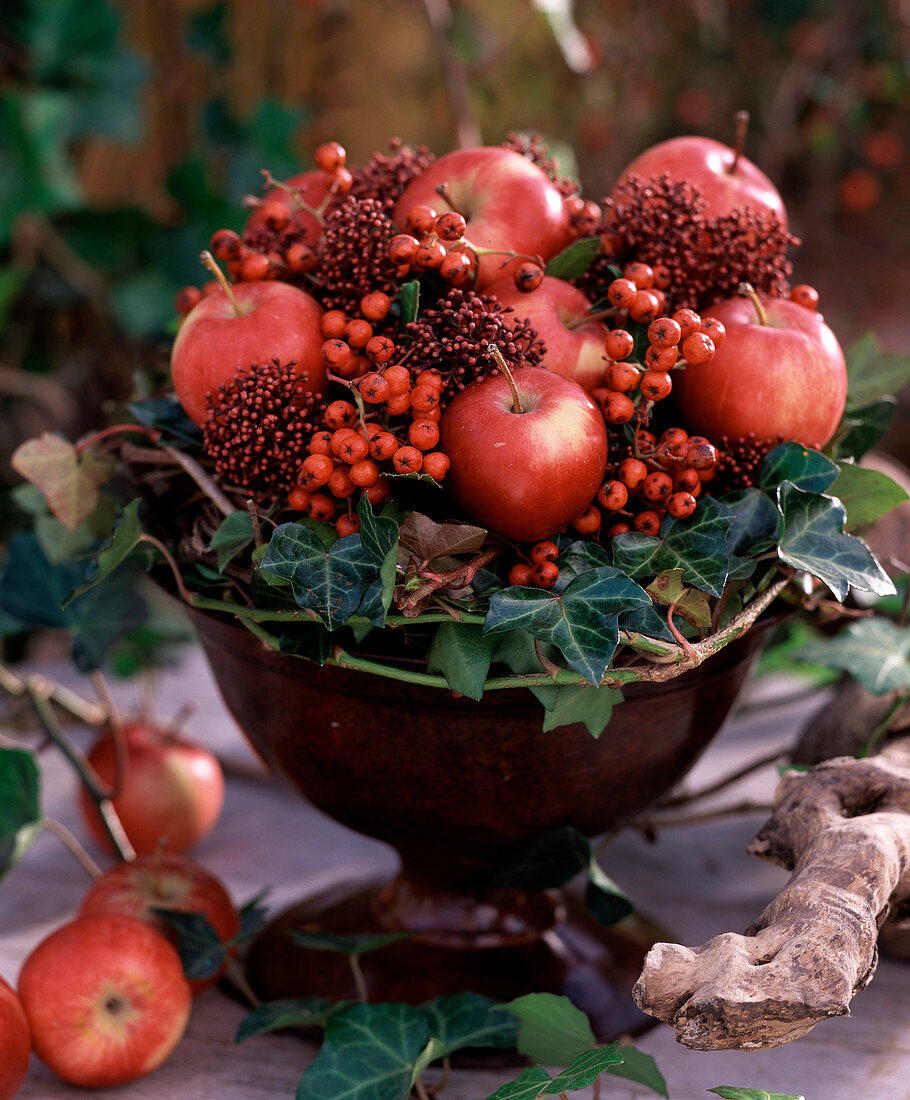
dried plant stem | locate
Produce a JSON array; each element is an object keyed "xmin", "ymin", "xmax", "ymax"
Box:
[
  {"xmin": 656, "ymin": 747, "xmax": 788, "ymax": 809},
  {"xmin": 0, "ymin": 663, "xmax": 105, "ymax": 727},
  {"xmin": 89, "ymin": 669, "xmax": 127, "ymax": 798},
  {"xmin": 40, "ymin": 817, "xmax": 101, "ymax": 880},
  {"xmin": 160, "ymin": 446, "xmax": 236, "ymax": 517}
]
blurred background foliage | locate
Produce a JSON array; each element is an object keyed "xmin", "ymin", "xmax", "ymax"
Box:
[{"xmin": 1, "ymin": 0, "xmax": 909, "ymax": 485}]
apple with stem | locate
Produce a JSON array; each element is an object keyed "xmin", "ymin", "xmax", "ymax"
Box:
[
  {"xmin": 171, "ymin": 252, "xmax": 326, "ymax": 425},
  {"xmin": 672, "ymin": 286, "xmax": 847, "ymax": 449},
  {"xmin": 392, "ymin": 147, "xmax": 575, "ymax": 289},
  {"xmin": 0, "ymin": 974, "xmax": 30, "ymax": 1100},
  {"xmin": 487, "ymin": 276, "xmax": 609, "ymax": 392},
  {"xmin": 79, "ymin": 720, "xmax": 225, "ymax": 857},
  {"xmin": 440, "ymin": 348, "xmax": 608, "ymax": 542},
  {"xmin": 79, "ymin": 853, "xmax": 240, "ymax": 994},
  {"xmin": 614, "ymin": 112, "xmax": 787, "ymax": 225},
  {"xmin": 18, "ymin": 914, "xmax": 191, "ymax": 1089}
]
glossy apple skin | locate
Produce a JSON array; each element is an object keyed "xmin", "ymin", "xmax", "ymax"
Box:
[
  {"xmin": 171, "ymin": 280, "xmax": 325, "ymax": 425},
  {"xmin": 79, "ymin": 722, "xmax": 225, "ymax": 857},
  {"xmin": 392, "ymin": 147, "xmax": 575, "ymax": 288},
  {"xmin": 0, "ymin": 974, "xmax": 30, "ymax": 1100},
  {"xmin": 79, "ymin": 854, "xmax": 240, "ymax": 994},
  {"xmin": 673, "ymin": 295, "xmax": 847, "ymax": 449},
  {"xmin": 440, "ymin": 367, "xmax": 608, "ymax": 542},
  {"xmin": 18, "ymin": 914, "xmax": 191, "ymax": 1089},
  {"xmin": 487, "ymin": 276, "xmax": 609, "ymax": 392},
  {"xmin": 614, "ymin": 136, "xmax": 787, "ymax": 226},
  {"xmin": 243, "ymin": 168, "xmax": 330, "ymax": 245}
]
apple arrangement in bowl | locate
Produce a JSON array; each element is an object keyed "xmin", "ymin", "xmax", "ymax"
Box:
[{"xmin": 9, "ymin": 127, "xmax": 906, "ymax": 1038}]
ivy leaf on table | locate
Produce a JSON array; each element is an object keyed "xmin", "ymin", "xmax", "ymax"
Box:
[
  {"xmin": 67, "ymin": 498, "xmax": 146, "ymax": 601},
  {"xmin": 236, "ymin": 997, "xmax": 347, "ymax": 1043},
  {"xmin": 490, "ymin": 629, "xmax": 560, "ymax": 711},
  {"xmin": 500, "ymin": 992, "xmax": 597, "ymax": 1064},
  {"xmin": 708, "ymin": 1087, "xmax": 804, "ymax": 1100},
  {"xmin": 295, "ymin": 1002, "xmax": 430, "ymax": 1100},
  {"xmin": 397, "ymin": 512, "xmax": 487, "ymax": 566},
  {"xmin": 605, "ymin": 1043, "xmax": 669, "ymax": 1097},
  {"xmin": 776, "ymin": 483, "xmax": 895, "ymax": 601},
  {"xmin": 152, "ymin": 909, "xmax": 228, "ymax": 983},
  {"xmin": 0, "ymin": 749, "xmax": 42, "ymax": 883},
  {"xmin": 420, "ymin": 992, "xmax": 518, "ymax": 1053},
  {"xmin": 486, "ymin": 1047, "xmax": 624, "ymax": 1099},
  {"xmin": 484, "ymin": 567, "xmax": 652, "ymax": 685},
  {"xmin": 611, "ymin": 496, "xmax": 734, "ymax": 597}
]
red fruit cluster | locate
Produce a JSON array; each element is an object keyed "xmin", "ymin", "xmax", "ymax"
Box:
[{"xmin": 508, "ymin": 539, "xmax": 562, "ymax": 589}]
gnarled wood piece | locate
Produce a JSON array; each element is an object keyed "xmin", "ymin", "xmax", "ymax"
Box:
[{"xmin": 633, "ymin": 738, "xmax": 910, "ymax": 1050}]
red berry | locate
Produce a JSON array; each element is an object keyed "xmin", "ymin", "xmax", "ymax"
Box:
[
  {"xmin": 513, "ymin": 262, "xmax": 544, "ymax": 292},
  {"xmin": 382, "ymin": 365, "xmax": 411, "ymax": 396},
  {"xmin": 700, "ymin": 317, "xmax": 726, "ymax": 348},
  {"xmin": 606, "ymin": 361, "xmax": 641, "ymax": 392},
  {"xmin": 607, "ymin": 278, "xmax": 637, "ymax": 310},
  {"xmin": 681, "ymin": 332, "xmax": 715, "ymax": 365},
  {"xmin": 405, "ymin": 205, "xmax": 438, "ymax": 235},
  {"xmin": 439, "ymin": 249, "xmax": 474, "ymax": 285},
  {"xmin": 328, "ymin": 466, "xmax": 356, "ymax": 498},
  {"xmin": 389, "ymin": 234, "xmax": 420, "ymax": 265},
  {"xmin": 287, "ymin": 486, "xmax": 310, "ymax": 512},
  {"xmin": 647, "ymin": 317, "xmax": 682, "ymax": 349},
  {"xmin": 604, "ymin": 329, "xmax": 635, "ymax": 361},
  {"xmin": 329, "ymin": 167, "xmax": 354, "ymax": 195},
  {"xmin": 597, "ymin": 480, "xmax": 628, "ymax": 511},
  {"xmin": 530, "ymin": 540, "xmax": 559, "ymax": 564},
  {"xmin": 359, "ymin": 372, "xmax": 390, "ymax": 405},
  {"xmin": 324, "ymin": 400, "xmax": 358, "ymax": 430},
  {"xmin": 315, "ymin": 141, "xmax": 346, "ymax": 173},
  {"xmin": 307, "ymin": 492, "xmax": 335, "ymax": 521},
  {"xmin": 642, "ymin": 471, "xmax": 673, "ymax": 504},
  {"xmin": 790, "ymin": 284, "xmax": 819, "ymax": 311},
  {"xmin": 361, "ymin": 291, "xmax": 392, "ymax": 321},
  {"xmin": 633, "ymin": 510, "xmax": 662, "ymax": 536},
  {"xmin": 618, "ymin": 457, "xmax": 648, "ymax": 491},
  {"xmin": 508, "ymin": 563, "xmax": 533, "ymax": 586},
  {"xmin": 571, "ymin": 505, "xmax": 601, "ymax": 535},
  {"xmin": 262, "ymin": 201, "xmax": 290, "ymax": 231},
  {"xmin": 321, "ymin": 310, "xmax": 348, "ymax": 339},
  {"xmin": 300, "ymin": 453, "xmax": 335, "ymax": 489},
  {"xmin": 623, "ymin": 261, "xmax": 654, "ymax": 289},
  {"xmin": 531, "ymin": 560, "xmax": 560, "ymax": 589},
  {"xmin": 210, "ymin": 228, "xmax": 242, "ymax": 261},
  {"xmin": 350, "ymin": 459, "xmax": 381, "ymax": 488},
  {"xmin": 628, "ymin": 289, "xmax": 661, "ymax": 324},
  {"xmin": 672, "ymin": 308, "xmax": 701, "ymax": 340},
  {"xmin": 667, "ymin": 491, "xmax": 697, "ymax": 519},
  {"xmin": 422, "ymin": 451, "xmax": 450, "ymax": 481},
  {"xmin": 174, "ymin": 286, "xmax": 201, "ymax": 316},
  {"xmin": 603, "ymin": 392, "xmax": 636, "ymax": 424},
  {"xmin": 345, "ymin": 319, "xmax": 373, "ymax": 349},
  {"xmin": 336, "ymin": 512, "xmax": 360, "ymax": 537},
  {"xmin": 640, "ymin": 370, "xmax": 673, "ymax": 401},
  {"xmin": 321, "ymin": 338, "xmax": 352, "ymax": 370},
  {"xmin": 435, "ymin": 212, "xmax": 467, "ymax": 241},
  {"xmin": 686, "ymin": 440, "xmax": 718, "ymax": 470},
  {"xmin": 365, "ymin": 336, "xmax": 395, "ymax": 365},
  {"xmin": 392, "ymin": 446, "xmax": 423, "ymax": 474},
  {"xmin": 408, "ymin": 418, "xmax": 440, "ymax": 451}
]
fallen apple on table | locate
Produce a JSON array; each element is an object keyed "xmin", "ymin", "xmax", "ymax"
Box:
[
  {"xmin": 18, "ymin": 913, "xmax": 191, "ymax": 1089},
  {"xmin": 0, "ymin": 974, "xmax": 30, "ymax": 1100}
]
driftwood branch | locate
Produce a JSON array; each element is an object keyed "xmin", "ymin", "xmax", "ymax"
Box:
[{"xmin": 633, "ymin": 737, "xmax": 910, "ymax": 1050}]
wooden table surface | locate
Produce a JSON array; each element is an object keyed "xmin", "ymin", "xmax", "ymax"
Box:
[{"xmin": 2, "ymin": 648, "xmax": 908, "ymax": 1100}]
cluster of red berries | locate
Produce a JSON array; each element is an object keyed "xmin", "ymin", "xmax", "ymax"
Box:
[
  {"xmin": 596, "ymin": 424, "xmax": 718, "ymax": 538},
  {"xmin": 286, "ymin": 310, "xmax": 451, "ymax": 535},
  {"xmin": 588, "ymin": 262, "xmax": 724, "ymax": 428},
  {"xmin": 508, "ymin": 540, "xmax": 563, "ymax": 589}
]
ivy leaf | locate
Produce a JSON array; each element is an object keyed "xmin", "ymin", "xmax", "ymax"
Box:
[
  {"xmin": 844, "ymin": 330, "xmax": 910, "ymax": 408},
  {"xmin": 398, "ymin": 513, "xmax": 487, "ymax": 566},
  {"xmin": 153, "ymin": 909, "xmax": 227, "ymax": 982},
  {"xmin": 495, "ymin": 827, "xmax": 631, "ymax": 925},
  {"xmin": 427, "ymin": 621, "xmax": 497, "ymax": 700},
  {"xmin": 11, "ymin": 432, "xmax": 114, "ymax": 532},
  {"xmin": 0, "ymin": 749, "xmax": 42, "ymax": 882},
  {"xmin": 833, "ymin": 397, "xmax": 896, "ymax": 461},
  {"xmin": 556, "ymin": 539, "xmax": 614, "ymax": 585},
  {"xmin": 260, "ymin": 524, "xmax": 381, "ymax": 629},
  {"xmin": 67, "ymin": 498, "xmax": 146, "ymax": 601},
  {"xmin": 646, "ymin": 569, "xmax": 712, "ymax": 630},
  {"xmin": 776, "ymin": 483, "xmax": 895, "ymax": 601},
  {"xmin": 490, "ymin": 630, "xmax": 560, "ymax": 712},
  {"xmin": 295, "ymin": 1002, "xmax": 429, "ymax": 1100},
  {"xmin": 618, "ymin": 602, "xmax": 675, "ymax": 644},
  {"xmin": 828, "ymin": 462, "xmax": 908, "ymax": 528},
  {"xmin": 209, "ymin": 510, "xmax": 254, "ymax": 572},
  {"xmin": 399, "ymin": 280, "xmax": 420, "ymax": 327},
  {"xmin": 419, "ymin": 992, "xmax": 519, "ymax": 1053},
  {"xmin": 605, "ymin": 1044, "xmax": 669, "ymax": 1096},
  {"xmin": 278, "ymin": 623, "xmax": 332, "ymax": 665},
  {"xmin": 708, "ymin": 1088, "xmax": 804, "ymax": 1100},
  {"xmin": 70, "ymin": 566, "xmax": 148, "ymax": 673},
  {"xmin": 485, "ymin": 1066, "xmax": 553, "ymax": 1100},
  {"xmin": 126, "ymin": 396, "xmax": 203, "ymax": 447},
  {"xmin": 291, "ymin": 931, "xmax": 412, "ymax": 957},
  {"xmin": 411, "ymin": 1038, "xmax": 446, "ymax": 1086},
  {"xmin": 236, "ymin": 997, "xmax": 342, "ymax": 1043},
  {"xmin": 612, "ymin": 497, "xmax": 733, "ymax": 596},
  {"xmin": 357, "ymin": 496, "xmax": 399, "ymax": 564},
  {"xmin": 540, "ymin": 684, "xmax": 622, "ymax": 737},
  {"xmin": 759, "ymin": 442, "xmax": 838, "ymax": 495},
  {"xmin": 544, "ymin": 236, "xmax": 601, "ymax": 279},
  {"xmin": 502, "ymin": 992, "xmax": 597, "ymax": 1065},
  {"xmin": 791, "ymin": 617, "xmax": 910, "ymax": 694},
  {"xmin": 723, "ymin": 488, "xmax": 782, "ymax": 580},
  {"xmin": 547, "ymin": 1046, "xmax": 623, "ymax": 1092},
  {"xmin": 484, "ymin": 568, "xmax": 652, "ymax": 684}
]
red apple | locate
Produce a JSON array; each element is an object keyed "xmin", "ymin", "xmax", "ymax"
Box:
[
  {"xmin": 614, "ymin": 135, "xmax": 787, "ymax": 225},
  {"xmin": 0, "ymin": 974, "xmax": 30, "ymax": 1100},
  {"xmin": 243, "ymin": 168, "xmax": 330, "ymax": 245},
  {"xmin": 79, "ymin": 721, "xmax": 224, "ymax": 857},
  {"xmin": 440, "ymin": 366, "xmax": 608, "ymax": 542},
  {"xmin": 171, "ymin": 279, "xmax": 326, "ymax": 425},
  {"xmin": 79, "ymin": 854, "xmax": 240, "ymax": 994},
  {"xmin": 673, "ymin": 294, "xmax": 847, "ymax": 449},
  {"xmin": 18, "ymin": 914, "xmax": 191, "ymax": 1089},
  {"xmin": 487, "ymin": 276, "xmax": 609, "ymax": 391},
  {"xmin": 392, "ymin": 147, "xmax": 575, "ymax": 288}
]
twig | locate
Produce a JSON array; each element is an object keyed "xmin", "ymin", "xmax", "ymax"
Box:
[
  {"xmin": 400, "ymin": 545, "xmax": 502, "ymax": 615},
  {"xmin": 224, "ymin": 957, "xmax": 262, "ymax": 1010},
  {"xmin": 631, "ymin": 800, "xmax": 773, "ymax": 835},
  {"xmin": 139, "ymin": 533, "xmax": 195, "ymax": 606},
  {"xmin": 656, "ymin": 748, "xmax": 788, "ymax": 809},
  {"xmin": 40, "ymin": 817, "xmax": 102, "ymax": 880},
  {"xmin": 161, "ymin": 446, "xmax": 236, "ymax": 517},
  {"xmin": 246, "ymin": 499, "xmax": 264, "ymax": 547},
  {"xmin": 420, "ymin": 0, "xmax": 482, "ymax": 148},
  {"xmin": 414, "ymin": 1079, "xmax": 432, "ymax": 1100},
  {"xmin": 349, "ymin": 954, "xmax": 369, "ymax": 1002},
  {"xmin": 89, "ymin": 669, "xmax": 127, "ymax": 798},
  {"xmin": 0, "ymin": 662, "xmax": 106, "ymax": 727}
]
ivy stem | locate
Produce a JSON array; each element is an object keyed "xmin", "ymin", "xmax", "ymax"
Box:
[
  {"xmin": 738, "ymin": 281, "xmax": 768, "ymax": 326},
  {"xmin": 349, "ymin": 955, "xmax": 369, "ymax": 1002},
  {"xmin": 665, "ymin": 603, "xmax": 699, "ymax": 663},
  {"xmin": 225, "ymin": 957, "xmax": 262, "ymax": 1010},
  {"xmin": 140, "ymin": 533, "xmax": 194, "ymax": 606},
  {"xmin": 74, "ymin": 424, "xmax": 160, "ymax": 455},
  {"xmin": 729, "ymin": 109, "xmax": 750, "ymax": 174},
  {"xmin": 199, "ymin": 251, "xmax": 243, "ymax": 316},
  {"xmin": 414, "ymin": 1079, "xmax": 432, "ymax": 1100},
  {"xmin": 486, "ymin": 344, "xmax": 523, "ymax": 413},
  {"xmin": 41, "ymin": 817, "xmax": 102, "ymax": 880}
]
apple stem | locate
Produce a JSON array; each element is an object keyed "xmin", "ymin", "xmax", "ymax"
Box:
[
  {"xmin": 486, "ymin": 344, "xmax": 524, "ymax": 413},
  {"xmin": 738, "ymin": 281, "xmax": 768, "ymax": 325},
  {"xmin": 199, "ymin": 250, "xmax": 243, "ymax": 317},
  {"xmin": 41, "ymin": 817, "xmax": 102, "ymax": 880},
  {"xmin": 435, "ymin": 181, "xmax": 462, "ymax": 215},
  {"xmin": 729, "ymin": 110, "xmax": 750, "ymax": 174}
]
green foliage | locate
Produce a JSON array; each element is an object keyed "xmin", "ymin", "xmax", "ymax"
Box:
[
  {"xmin": 708, "ymin": 1088, "xmax": 804, "ymax": 1100},
  {"xmin": 502, "ymin": 992, "xmax": 597, "ymax": 1064},
  {"xmin": 236, "ymin": 998, "xmax": 343, "ymax": 1043},
  {"xmin": 829, "ymin": 462, "xmax": 908, "ymax": 528},
  {"xmin": 844, "ymin": 331, "xmax": 910, "ymax": 408},
  {"xmin": 792, "ymin": 617, "xmax": 910, "ymax": 694},
  {"xmin": 0, "ymin": 748, "xmax": 42, "ymax": 883},
  {"xmin": 427, "ymin": 621, "xmax": 497, "ymax": 699},
  {"xmin": 209, "ymin": 511, "xmax": 255, "ymax": 572},
  {"xmin": 153, "ymin": 908, "xmax": 229, "ymax": 983},
  {"xmin": 544, "ymin": 237, "xmax": 601, "ymax": 279}
]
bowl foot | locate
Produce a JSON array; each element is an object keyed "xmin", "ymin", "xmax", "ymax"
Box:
[{"xmin": 244, "ymin": 876, "xmax": 662, "ymax": 1046}]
